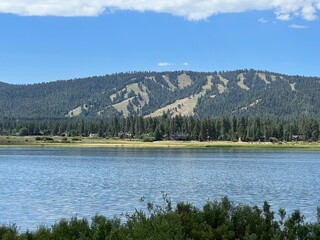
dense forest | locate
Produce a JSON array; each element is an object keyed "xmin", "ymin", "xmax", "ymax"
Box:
[
  {"xmin": 0, "ymin": 69, "xmax": 320, "ymax": 119},
  {"xmin": 1, "ymin": 115, "xmax": 319, "ymax": 142},
  {"xmin": 1, "ymin": 197, "xmax": 320, "ymax": 239}
]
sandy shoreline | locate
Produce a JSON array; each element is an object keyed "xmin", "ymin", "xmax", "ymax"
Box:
[{"xmin": 0, "ymin": 136, "xmax": 319, "ymax": 149}]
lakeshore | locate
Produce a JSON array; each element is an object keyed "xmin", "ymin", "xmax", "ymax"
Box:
[{"xmin": 0, "ymin": 136, "xmax": 319, "ymax": 149}]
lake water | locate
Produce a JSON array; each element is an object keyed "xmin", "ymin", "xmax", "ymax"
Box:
[{"xmin": 0, "ymin": 147, "xmax": 319, "ymax": 231}]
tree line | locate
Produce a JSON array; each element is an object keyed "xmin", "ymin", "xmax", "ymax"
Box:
[{"xmin": 1, "ymin": 115, "xmax": 319, "ymax": 142}]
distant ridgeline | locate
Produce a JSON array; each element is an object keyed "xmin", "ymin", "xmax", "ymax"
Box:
[{"xmin": 0, "ymin": 69, "xmax": 320, "ymax": 119}]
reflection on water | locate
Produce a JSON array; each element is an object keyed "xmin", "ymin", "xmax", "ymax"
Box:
[{"xmin": 0, "ymin": 147, "xmax": 319, "ymax": 230}]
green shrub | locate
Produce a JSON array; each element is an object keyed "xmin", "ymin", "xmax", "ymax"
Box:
[
  {"xmin": 51, "ymin": 217, "xmax": 92, "ymax": 240},
  {"xmin": 0, "ymin": 197, "xmax": 320, "ymax": 239},
  {"xmin": 60, "ymin": 137, "xmax": 70, "ymax": 143},
  {"xmin": 269, "ymin": 137, "xmax": 279, "ymax": 143},
  {"xmin": 71, "ymin": 137, "xmax": 82, "ymax": 141},
  {"xmin": 142, "ymin": 136, "xmax": 155, "ymax": 142},
  {"xmin": 0, "ymin": 224, "xmax": 19, "ymax": 240}
]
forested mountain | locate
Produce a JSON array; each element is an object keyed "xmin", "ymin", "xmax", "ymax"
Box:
[
  {"xmin": 0, "ymin": 69, "xmax": 319, "ymax": 119},
  {"xmin": 0, "ymin": 81, "xmax": 8, "ymax": 88}
]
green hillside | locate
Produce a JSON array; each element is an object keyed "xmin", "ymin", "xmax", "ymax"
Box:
[{"xmin": 0, "ymin": 70, "xmax": 319, "ymax": 119}]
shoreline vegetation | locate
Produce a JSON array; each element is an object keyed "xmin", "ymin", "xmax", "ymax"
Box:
[
  {"xmin": 1, "ymin": 197, "xmax": 320, "ymax": 239},
  {"xmin": 1, "ymin": 116, "xmax": 320, "ymax": 151},
  {"xmin": 0, "ymin": 136, "xmax": 320, "ymax": 149}
]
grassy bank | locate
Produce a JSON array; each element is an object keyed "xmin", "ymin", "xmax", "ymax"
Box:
[
  {"xmin": 0, "ymin": 136, "xmax": 320, "ymax": 149},
  {"xmin": 1, "ymin": 197, "xmax": 320, "ymax": 239}
]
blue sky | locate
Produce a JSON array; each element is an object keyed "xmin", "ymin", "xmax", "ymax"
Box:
[{"xmin": 0, "ymin": 1, "xmax": 319, "ymax": 84}]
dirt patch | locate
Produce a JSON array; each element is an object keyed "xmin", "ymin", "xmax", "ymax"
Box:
[
  {"xmin": 218, "ymin": 75, "xmax": 229, "ymax": 86},
  {"xmin": 112, "ymin": 98, "xmax": 134, "ymax": 117},
  {"xmin": 177, "ymin": 73, "xmax": 193, "ymax": 89},
  {"xmin": 162, "ymin": 75, "xmax": 176, "ymax": 91},
  {"xmin": 146, "ymin": 75, "xmax": 213, "ymax": 117},
  {"xmin": 290, "ymin": 83, "xmax": 297, "ymax": 91},
  {"xmin": 66, "ymin": 104, "xmax": 88, "ymax": 117},
  {"xmin": 111, "ymin": 83, "xmax": 150, "ymax": 116},
  {"xmin": 145, "ymin": 76, "xmax": 156, "ymax": 82},
  {"xmin": 258, "ymin": 73, "xmax": 270, "ymax": 84},
  {"xmin": 146, "ymin": 96, "xmax": 197, "ymax": 117},
  {"xmin": 237, "ymin": 73, "xmax": 250, "ymax": 90},
  {"xmin": 217, "ymin": 84, "xmax": 227, "ymax": 94}
]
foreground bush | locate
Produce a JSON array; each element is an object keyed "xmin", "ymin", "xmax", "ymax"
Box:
[{"xmin": 1, "ymin": 196, "xmax": 320, "ymax": 239}]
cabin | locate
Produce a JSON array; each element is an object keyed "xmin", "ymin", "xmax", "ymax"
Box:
[{"xmin": 292, "ymin": 135, "xmax": 302, "ymax": 141}]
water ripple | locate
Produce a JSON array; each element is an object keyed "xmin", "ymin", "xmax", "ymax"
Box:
[{"xmin": 0, "ymin": 147, "xmax": 319, "ymax": 231}]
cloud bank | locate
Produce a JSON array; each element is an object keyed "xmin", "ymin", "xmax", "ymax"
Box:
[{"xmin": 0, "ymin": 0, "xmax": 319, "ymax": 21}]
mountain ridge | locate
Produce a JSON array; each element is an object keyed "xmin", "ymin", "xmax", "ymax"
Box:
[{"xmin": 1, "ymin": 69, "xmax": 319, "ymax": 119}]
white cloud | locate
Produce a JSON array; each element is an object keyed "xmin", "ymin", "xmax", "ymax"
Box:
[
  {"xmin": 275, "ymin": 13, "xmax": 291, "ymax": 21},
  {"xmin": 158, "ymin": 62, "xmax": 172, "ymax": 67},
  {"xmin": 182, "ymin": 62, "xmax": 189, "ymax": 66},
  {"xmin": 289, "ymin": 24, "xmax": 309, "ymax": 29},
  {"xmin": 0, "ymin": 0, "xmax": 319, "ymax": 21},
  {"xmin": 258, "ymin": 18, "xmax": 269, "ymax": 23}
]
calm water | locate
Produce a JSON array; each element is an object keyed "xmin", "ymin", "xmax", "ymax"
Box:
[{"xmin": 0, "ymin": 147, "xmax": 319, "ymax": 230}]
